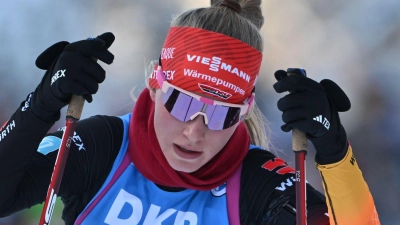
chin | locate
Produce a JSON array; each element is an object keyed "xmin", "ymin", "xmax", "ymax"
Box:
[
  {"xmin": 171, "ymin": 163, "xmax": 198, "ymax": 173},
  {"xmin": 169, "ymin": 160, "xmax": 202, "ymax": 173}
]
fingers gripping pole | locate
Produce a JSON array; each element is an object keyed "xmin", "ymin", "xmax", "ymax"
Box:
[
  {"xmin": 287, "ymin": 68, "xmax": 308, "ymax": 225},
  {"xmin": 287, "ymin": 68, "xmax": 308, "ymax": 152}
]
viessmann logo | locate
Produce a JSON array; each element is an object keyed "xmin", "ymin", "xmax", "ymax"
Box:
[
  {"xmin": 186, "ymin": 54, "xmax": 251, "ymax": 83},
  {"xmin": 160, "ymin": 47, "xmax": 253, "ymax": 84}
]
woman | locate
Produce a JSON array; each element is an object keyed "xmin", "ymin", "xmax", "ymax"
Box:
[{"xmin": 0, "ymin": 0, "xmax": 379, "ymax": 224}]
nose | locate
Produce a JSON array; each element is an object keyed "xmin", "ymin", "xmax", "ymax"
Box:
[{"xmin": 183, "ymin": 114, "xmax": 207, "ymax": 142}]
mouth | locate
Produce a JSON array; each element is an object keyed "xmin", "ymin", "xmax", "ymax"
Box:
[{"xmin": 173, "ymin": 144, "xmax": 202, "ymax": 160}]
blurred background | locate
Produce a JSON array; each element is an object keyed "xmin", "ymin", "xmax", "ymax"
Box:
[{"xmin": 1, "ymin": 0, "xmax": 399, "ymax": 224}]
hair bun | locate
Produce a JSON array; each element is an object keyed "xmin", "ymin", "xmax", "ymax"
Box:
[{"xmin": 220, "ymin": 0, "xmax": 242, "ymax": 14}]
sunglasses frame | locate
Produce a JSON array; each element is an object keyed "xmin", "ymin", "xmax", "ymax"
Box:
[{"xmin": 156, "ymin": 66, "xmax": 254, "ymax": 128}]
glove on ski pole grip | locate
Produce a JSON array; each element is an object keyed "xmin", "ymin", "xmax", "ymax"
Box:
[
  {"xmin": 287, "ymin": 68, "xmax": 308, "ymax": 152},
  {"xmin": 66, "ymin": 37, "xmax": 105, "ymax": 120},
  {"xmin": 39, "ymin": 35, "xmax": 109, "ymax": 225},
  {"xmin": 286, "ymin": 68, "xmax": 308, "ymax": 225}
]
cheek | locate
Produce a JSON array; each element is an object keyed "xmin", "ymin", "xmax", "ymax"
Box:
[
  {"xmin": 206, "ymin": 124, "xmax": 238, "ymax": 152},
  {"xmin": 153, "ymin": 91, "xmax": 181, "ymax": 143}
]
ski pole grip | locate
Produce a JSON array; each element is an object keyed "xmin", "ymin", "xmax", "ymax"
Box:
[
  {"xmin": 287, "ymin": 68, "xmax": 308, "ymax": 152},
  {"xmin": 66, "ymin": 95, "xmax": 85, "ymax": 120},
  {"xmin": 291, "ymin": 128, "xmax": 308, "ymax": 152}
]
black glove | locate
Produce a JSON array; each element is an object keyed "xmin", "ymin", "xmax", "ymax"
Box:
[
  {"xmin": 31, "ymin": 32, "xmax": 115, "ymax": 122},
  {"xmin": 273, "ymin": 70, "xmax": 351, "ymax": 164}
]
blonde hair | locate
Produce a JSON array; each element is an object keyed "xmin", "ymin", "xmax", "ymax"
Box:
[{"xmin": 146, "ymin": 0, "xmax": 272, "ymax": 150}]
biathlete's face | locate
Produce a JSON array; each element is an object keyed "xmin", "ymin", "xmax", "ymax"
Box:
[
  {"xmin": 147, "ymin": 27, "xmax": 262, "ymax": 172},
  {"xmin": 150, "ymin": 89, "xmax": 240, "ymax": 173}
]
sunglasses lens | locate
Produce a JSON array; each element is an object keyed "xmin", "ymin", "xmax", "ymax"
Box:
[
  {"xmin": 161, "ymin": 87, "xmax": 242, "ymax": 130},
  {"xmin": 207, "ymin": 105, "xmax": 241, "ymax": 130},
  {"xmin": 162, "ymin": 88, "xmax": 203, "ymax": 122}
]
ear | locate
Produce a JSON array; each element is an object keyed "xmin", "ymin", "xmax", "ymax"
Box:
[{"xmin": 148, "ymin": 87, "xmax": 156, "ymax": 102}]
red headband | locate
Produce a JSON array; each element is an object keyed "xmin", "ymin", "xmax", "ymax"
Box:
[{"xmin": 149, "ymin": 27, "xmax": 262, "ymax": 104}]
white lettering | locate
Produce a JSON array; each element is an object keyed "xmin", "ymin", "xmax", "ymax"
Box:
[
  {"xmin": 201, "ymin": 74, "xmax": 211, "ymax": 81},
  {"xmin": 161, "ymin": 48, "xmax": 176, "ymax": 60},
  {"xmin": 184, "ymin": 69, "xmax": 193, "ymax": 76},
  {"xmin": 105, "ymin": 189, "xmax": 143, "ymax": 225},
  {"xmin": 186, "ymin": 54, "xmax": 250, "ymax": 83},
  {"xmin": 221, "ymin": 63, "xmax": 232, "ymax": 72},
  {"xmin": 0, "ymin": 120, "xmax": 16, "ymax": 142},
  {"xmin": 75, "ymin": 142, "xmax": 85, "ymax": 151},
  {"xmin": 201, "ymin": 57, "xmax": 210, "ymax": 65},
  {"xmin": 21, "ymin": 93, "xmax": 32, "ymax": 111},
  {"xmin": 323, "ymin": 118, "xmax": 330, "ymax": 130},
  {"xmin": 66, "ymin": 136, "xmax": 72, "ymax": 148},
  {"xmin": 174, "ymin": 211, "xmax": 198, "ymax": 225},
  {"xmin": 143, "ymin": 205, "xmax": 176, "ymax": 225},
  {"xmin": 8, "ymin": 120, "xmax": 15, "ymax": 131},
  {"xmin": 72, "ymin": 134, "xmax": 82, "ymax": 143},
  {"xmin": 183, "ymin": 69, "xmax": 245, "ymax": 96},
  {"xmin": 231, "ymin": 68, "xmax": 239, "ymax": 75},
  {"xmin": 51, "ymin": 70, "xmax": 66, "ymax": 85},
  {"xmin": 72, "ymin": 134, "xmax": 85, "ymax": 150},
  {"xmin": 151, "ymin": 70, "xmax": 157, "ymax": 79},
  {"xmin": 163, "ymin": 71, "xmax": 175, "ymax": 80},
  {"xmin": 211, "ymin": 56, "xmax": 221, "ymax": 64},
  {"xmin": 57, "ymin": 127, "xmax": 85, "ymax": 151},
  {"xmin": 105, "ymin": 189, "xmax": 198, "ymax": 225},
  {"xmin": 187, "ymin": 55, "xmax": 197, "ymax": 62},
  {"xmin": 209, "ymin": 64, "xmax": 219, "ymax": 72},
  {"xmin": 275, "ymin": 177, "xmax": 296, "ymax": 191},
  {"xmin": 209, "ymin": 56, "xmax": 222, "ymax": 72},
  {"xmin": 2, "ymin": 129, "xmax": 6, "ymax": 140},
  {"xmin": 239, "ymin": 71, "xmax": 250, "ymax": 82}
]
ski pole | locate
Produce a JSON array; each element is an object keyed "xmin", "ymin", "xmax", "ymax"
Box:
[
  {"xmin": 287, "ymin": 68, "xmax": 308, "ymax": 225},
  {"xmin": 39, "ymin": 37, "xmax": 103, "ymax": 225},
  {"xmin": 39, "ymin": 95, "xmax": 84, "ymax": 225}
]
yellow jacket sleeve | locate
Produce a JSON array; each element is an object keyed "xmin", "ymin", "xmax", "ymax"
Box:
[{"xmin": 317, "ymin": 144, "xmax": 380, "ymax": 225}]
